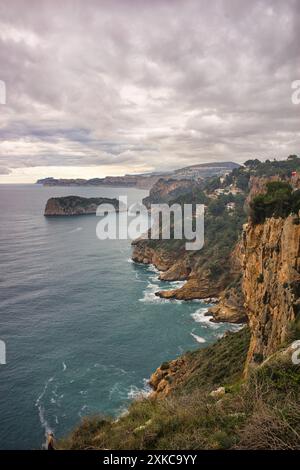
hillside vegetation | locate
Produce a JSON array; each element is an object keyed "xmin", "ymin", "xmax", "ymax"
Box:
[
  {"xmin": 60, "ymin": 327, "xmax": 300, "ymax": 450},
  {"xmin": 250, "ymin": 182, "xmax": 300, "ymax": 224}
]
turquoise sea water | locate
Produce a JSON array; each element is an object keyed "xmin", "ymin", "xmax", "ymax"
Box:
[{"xmin": 0, "ymin": 184, "xmax": 239, "ymax": 449}]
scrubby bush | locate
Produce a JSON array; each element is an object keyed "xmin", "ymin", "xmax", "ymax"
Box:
[{"xmin": 250, "ymin": 181, "xmax": 300, "ymax": 224}]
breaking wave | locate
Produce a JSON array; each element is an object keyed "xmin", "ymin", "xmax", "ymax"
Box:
[{"xmin": 190, "ymin": 332, "xmax": 206, "ymax": 343}]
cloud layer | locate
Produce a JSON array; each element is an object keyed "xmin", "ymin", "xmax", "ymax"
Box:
[{"xmin": 0, "ymin": 0, "xmax": 299, "ymax": 181}]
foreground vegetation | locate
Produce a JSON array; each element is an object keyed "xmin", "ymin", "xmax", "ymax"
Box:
[{"xmin": 60, "ymin": 328, "xmax": 300, "ymax": 450}]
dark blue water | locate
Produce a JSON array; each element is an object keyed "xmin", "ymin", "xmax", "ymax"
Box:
[{"xmin": 0, "ymin": 184, "xmax": 239, "ymax": 449}]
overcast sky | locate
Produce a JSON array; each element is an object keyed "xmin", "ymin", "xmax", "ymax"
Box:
[{"xmin": 0, "ymin": 0, "xmax": 299, "ymax": 182}]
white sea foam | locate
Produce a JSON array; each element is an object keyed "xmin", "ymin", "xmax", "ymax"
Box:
[
  {"xmin": 134, "ymin": 272, "xmax": 144, "ymax": 283},
  {"xmin": 147, "ymin": 264, "xmax": 160, "ymax": 274},
  {"xmin": 139, "ymin": 281, "xmax": 168, "ymax": 304},
  {"xmin": 192, "ymin": 307, "xmax": 245, "ymax": 334},
  {"xmin": 139, "ymin": 289, "xmax": 168, "ymax": 304},
  {"xmin": 190, "ymin": 332, "xmax": 206, "ymax": 343},
  {"xmin": 139, "ymin": 283, "xmax": 184, "ymax": 304},
  {"xmin": 62, "ymin": 361, "xmax": 67, "ymax": 371},
  {"xmin": 229, "ymin": 323, "xmax": 245, "ymax": 332},
  {"xmin": 127, "ymin": 379, "xmax": 151, "ymax": 400},
  {"xmin": 168, "ymin": 280, "xmax": 186, "ymax": 288},
  {"xmin": 191, "ymin": 307, "xmax": 220, "ymax": 329},
  {"xmin": 139, "ymin": 274, "xmax": 185, "ymax": 304},
  {"xmin": 35, "ymin": 376, "xmax": 55, "ymax": 448}
]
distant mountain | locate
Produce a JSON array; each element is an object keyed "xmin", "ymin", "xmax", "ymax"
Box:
[{"xmin": 173, "ymin": 161, "xmax": 240, "ymax": 179}]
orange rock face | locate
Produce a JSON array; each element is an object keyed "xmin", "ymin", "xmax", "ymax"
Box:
[{"xmin": 240, "ymin": 215, "xmax": 300, "ymax": 374}]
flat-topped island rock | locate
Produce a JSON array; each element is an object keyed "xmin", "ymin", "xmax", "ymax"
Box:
[{"xmin": 44, "ymin": 195, "xmax": 120, "ymax": 216}]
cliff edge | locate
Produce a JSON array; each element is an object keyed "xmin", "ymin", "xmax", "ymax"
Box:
[{"xmin": 241, "ymin": 214, "xmax": 300, "ymax": 373}]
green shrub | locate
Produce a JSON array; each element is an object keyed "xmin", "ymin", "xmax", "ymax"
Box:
[{"xmin": 250, "ymin": 181, "xmax": 300, "ymax": 223}]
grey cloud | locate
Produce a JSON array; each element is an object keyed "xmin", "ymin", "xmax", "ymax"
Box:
[
  {"xmin": 0, "ymin": 167, "xmax": 11, "ymax": 175},
  {"xmin": 0, "ymin": 0, "xmax": 299, "ymax": 177}
]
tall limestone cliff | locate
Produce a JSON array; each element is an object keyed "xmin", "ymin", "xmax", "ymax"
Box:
[{"xmin": 241, "ymin": 214, "xmax": 300, "ymax": 373}]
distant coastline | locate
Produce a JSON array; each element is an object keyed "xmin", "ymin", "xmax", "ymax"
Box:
[{"xmin": 35, "ymin": 162, "xmax": 240, "ymax": 190}]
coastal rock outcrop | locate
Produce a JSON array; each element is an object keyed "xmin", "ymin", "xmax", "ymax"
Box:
[
  {"xmin": 156, "ymin": 273, "xmax": 224, "ymax": 301},
  {"xmin": 241, "ymin": 214, "xmax": 300, "ymax": 373},
  {"xmin": 44, "ymin": 195, "xmax": 120, "ymax": 216},
  {"xmin": 132, "ymin": 240, "xmax": 230, "ymax": 300},
  {"xmin": 207, "ymin": 286, "xmax": 247, "ymax": 324},
  {"xmin": 149, "ymin": 357, "xmax": 186, "ymax": 399},
  {"xmin": 131, "ymin": 241, "xmax": 177, "ymax": 272},
  {"xmin": 142, "ymin": 178, "xmax": 202, "ymax": 210}
]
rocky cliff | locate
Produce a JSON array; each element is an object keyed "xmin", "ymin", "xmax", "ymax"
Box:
[
  {"xmin": 44, "ymin": 195, "xmax": 120, "ymax": 216},
  {"xmin": 148, "ymin": 214, "xmax": 300, "ymax": 395},
  {"xmin": 142, "ymin": 178, "xmax": 202, "ymax": 209},
  {"xmin": 131, "ymin": 239, "xmax": 229, "ymax": 300},
  {"xmin": 241, "ymin": 215, "xmax": 300, "ymax": 373},
  {"xmin": 131, "ymin": 237, "xmax": 245, "ymax": 317}
]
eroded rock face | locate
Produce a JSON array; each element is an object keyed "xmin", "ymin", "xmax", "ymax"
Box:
[
  {"xmin": 131, "ymin": 241, "xmax": 177, "ymax": 272},
  {"xmin": 132, "ymin": 240, "xmax": 226, "ymax": 300},
  {"xmin": 156, "ymin": 274, "xmax": 224, "ymax": 301},
  {"xmin": 207, "ymin": 286, "xmax": 247, "ymax": 324},
  {"xmin": 131, "ymin": 237, "xmax": 241, "ymax": 302},
  {"xmin": 241, "ymin": 215, "xmax": 300, "ymax": 373}
]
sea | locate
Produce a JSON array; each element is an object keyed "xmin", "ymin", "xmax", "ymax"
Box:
[{"xmin": 0, "ymin": 184, "xmax": 240, "ymax": 449}]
